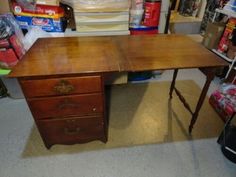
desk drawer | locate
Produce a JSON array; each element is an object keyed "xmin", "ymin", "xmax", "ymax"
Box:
[
  {"xmin": 20, "ymin": 75, "xmax": 102, "ymax": 98},
  {"xmin": 37, "ymin": 116, "xmax": 105, "ymax": 146},
  {"xmin": 28, "ymin": 93, "xmax": 104, "ymax": 119}
]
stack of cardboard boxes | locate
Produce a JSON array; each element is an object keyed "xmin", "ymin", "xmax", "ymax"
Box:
[{"xmin": 12, "ymin": 0, "xmax": 65, "ymax": 32}]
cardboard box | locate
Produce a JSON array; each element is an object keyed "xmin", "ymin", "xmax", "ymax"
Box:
[
  {"xmin": 15, "ymin": 16, "xmax": 64, "ymax": 32},
  {"xmin": 0, "ymin": 48, "xmax": 19, "ymax": 68},
  {"xmin": 227, "ymin": 40, "xmax": 236, "ymax": 59},
  {"xmin": 12, "ymin": 0, "xmax": 64, "ymax": 18},
  {"xmin": 202, "ymin": 22, "xmax": 225, "ymax": 49},
  {"xmin": 0, "ymin": 34, "xmax": 24, "ymax": 68},
  {"xmin": 0, "ymin": 0, "xmax": 10, "ymax": 14}
]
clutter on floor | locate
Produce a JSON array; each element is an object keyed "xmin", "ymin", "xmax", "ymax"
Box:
[
  {"xmin": 209, "ymin": 82, "xmax": 236, "ymax": 122},
  {"xmin": 0, "ymin": 14, "xmax": 25, "ymax": 69}
]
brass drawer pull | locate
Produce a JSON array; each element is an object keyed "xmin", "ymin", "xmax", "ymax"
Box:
[
  {"xmin": 64, "ymin": 127, "xmax": 81, "ymax": 135},
  {"xmin": 58, "ymin": 99, "xmax": 79, "ymax": 109},
  {"xmin": 54, "ymin": 80, "xmax": 75, "ymax": 94}
]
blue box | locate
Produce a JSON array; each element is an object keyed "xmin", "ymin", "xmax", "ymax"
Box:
[
  {"xmin": 232, "ymin": 0, "xmax": 236, "ymax": 11},
  {"xmin": 15, "ymin": 16, "xmax": 64, "ymax": 32}
]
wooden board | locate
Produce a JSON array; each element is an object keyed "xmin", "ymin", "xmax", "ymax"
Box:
[{"xmin": 9, "ymin": 34, "xmax": 227, "ymax": 78}]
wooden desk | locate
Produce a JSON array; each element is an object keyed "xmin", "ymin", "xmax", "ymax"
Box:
[{"xmin": 9, "ymin": 34, "xmax": 227, "ymax": 148}]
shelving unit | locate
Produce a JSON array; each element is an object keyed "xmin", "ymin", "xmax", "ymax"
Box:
[
  {"xmin": 212, "ymin": 8, "xmax": 236, "ymax": 79},
  {"xmin": 212, "ymin": 49, "xmax": 236, "ymax": 63},
  {"xmin": 214, "ymin": 8, "xmax": 236, "ymax": 19},
  {"xmin": 212, "ymin": 49, "xmax": 236, "ymax": 78}
]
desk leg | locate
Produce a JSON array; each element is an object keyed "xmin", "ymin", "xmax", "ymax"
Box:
[
  {"xmin": 189, "ymin": 68, "xmax": 215, "ymax": 133},
  {"xmin": 169, "ymin": 69, "xmax": 178, "ymax": 99}
]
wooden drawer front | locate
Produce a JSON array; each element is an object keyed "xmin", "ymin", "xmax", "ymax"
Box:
[
  {"xmin": 37, "ymin": 117, "xmax": 105, "ymax": 145},
  {"xmin": 20, "ymin": 76, "xmax": 102, "ymax": 98},
  {"xmin": 28, "ymin": 93, "xmax": 103, "ymax": 119}
]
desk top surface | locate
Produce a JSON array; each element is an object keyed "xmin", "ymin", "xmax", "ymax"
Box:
[{"xmin": 9, "ymin": 34, "xmax": 227, "ymax": 78}]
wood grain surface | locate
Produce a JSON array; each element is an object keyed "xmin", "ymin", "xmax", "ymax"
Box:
[{"xmin": 9, "ymin": 34, "xmax": 227, "ymax": 77}]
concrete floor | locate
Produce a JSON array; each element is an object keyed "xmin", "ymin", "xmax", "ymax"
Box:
[{"xmin": 133, "ymin": 68, "xmax": 221, "ymax": 96}]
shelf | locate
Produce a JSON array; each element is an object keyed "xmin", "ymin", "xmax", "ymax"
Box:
[
  {"xmin": 215, "ymin": 8, "xmax": 236, "ymax": 18},
  {"xmin": 212, "ymin": 49, "xmax": 236, "ymax": 70},
  {"xmin": 212, "ymin": 8, "xmax": 236, "ymax": 75},
  {"xmin": 212, "ymin": 49, "xmax": 234, "ymax": 62}
]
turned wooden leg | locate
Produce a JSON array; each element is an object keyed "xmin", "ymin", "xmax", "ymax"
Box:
[
  {"xmin": 169, "ymin": 69, "xmax": 179, "ymax": 99},
  {"xmin": 189, "ymin": 68, "xmax": 215, "ymax": 133}
]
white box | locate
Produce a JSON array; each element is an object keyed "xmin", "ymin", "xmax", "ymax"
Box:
[
  {"xmin": 74, "ymin": 12, "xmax": 129, "ymax": 23},
  {"xmin": 76, "ymin": 22, "xmax": 129, "ymax": 32}
]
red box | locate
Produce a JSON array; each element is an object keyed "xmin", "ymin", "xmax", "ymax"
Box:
[
  {"xmin": 9, "ymin": 35, "xmax": 25, "ymax": 59},
  {"xmin": 0, "ymin": 48, "xmax": 19, "ymax": 68},
  {"xmin": 0, "ymin": 39, "xmax": 10, "ymax": 48},
  {"xmin": 130, "ymin": 29, "xmax": 158, "ymax": 35},
  {"xmin": 218, "ymin": 18, "xmax": 236, "ymax": 53},
  {"xmin": 12, "ymin": 0, "xmax": 64, "ymax": 19}
]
